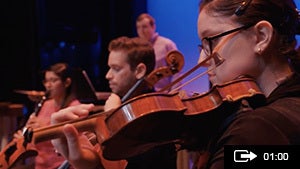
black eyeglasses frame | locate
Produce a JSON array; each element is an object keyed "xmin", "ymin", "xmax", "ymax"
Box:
[{"xmin": 199, "ymin": 23, "xmax": 255, "ymax": 56}]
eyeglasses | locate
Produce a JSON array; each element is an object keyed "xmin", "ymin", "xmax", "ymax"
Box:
[
  {"xmin": 199, "ymin": 23, "xmax": 255, "ymax": 56},
  {"xmin": 43, "ymin": 77, "xmax": 61, "ymax": 84}
]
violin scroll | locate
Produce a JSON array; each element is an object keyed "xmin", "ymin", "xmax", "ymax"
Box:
[
  {"xmin": 146, "ymin": 50, "xmax": 184, "ymax": 87},
  {"xmin": 165, "ymin": 50, "xmax": 184, "ymax": 73}
]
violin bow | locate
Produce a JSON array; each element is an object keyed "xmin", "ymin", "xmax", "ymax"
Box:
[{"xmin": 160, "ymin": 53, "xmax": 225, "ymax": 93}]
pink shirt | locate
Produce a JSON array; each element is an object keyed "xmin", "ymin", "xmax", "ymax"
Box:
[{"xmin": 34, "ymin": 99, "xmax": 80, "ymax": 169}]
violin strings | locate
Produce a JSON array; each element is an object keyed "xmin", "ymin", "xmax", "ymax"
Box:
[{"xmin": 170, "ymin": 67, "xmax": 212, "ymax": 94}]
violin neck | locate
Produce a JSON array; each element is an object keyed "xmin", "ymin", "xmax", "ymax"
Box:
[{"xmin": 24, "ymin": 112, "xmax": 106, "ymax": 144}]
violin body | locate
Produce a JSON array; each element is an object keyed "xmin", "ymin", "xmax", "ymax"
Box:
[
  {"xmin": 182, "ymin": 77, "xmax": 266, "ymax": 116},
  {"xmin": 180, "ymin": 78, "xmax": 266, "ymax": 150},
  {"xmin": 99, "ymin": 92, "xmax": 187, "ymax": 160},
  {"xmin": 0, "ymin": 137, "xmax": 37, "ymax": 169}
]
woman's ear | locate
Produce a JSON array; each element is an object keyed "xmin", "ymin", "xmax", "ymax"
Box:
[
  {"xmin": 253, "ymin": 20, "xmax": 273, "ymax": 54},
  {"xmin": 135, "ymin": 63, "xmax": 147, "ymax": 79}
]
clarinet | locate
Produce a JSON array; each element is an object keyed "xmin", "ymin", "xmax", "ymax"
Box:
[
  {"xmin": 22, "ymin": 91, "xmax": 49, "ymax": 134},
  {"xmin": 34, "ymin": 91, "xmax": 49, "ymax": 116}
]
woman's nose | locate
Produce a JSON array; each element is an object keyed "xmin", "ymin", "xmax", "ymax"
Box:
[{"xmin": 43, "ymin": 83, "xmax": 50, "ymax": 88}]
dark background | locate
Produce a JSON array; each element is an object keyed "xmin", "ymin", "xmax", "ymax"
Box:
[{"xmin": 0, "ymin": 0, "xmax": 147, "ymax": 105}]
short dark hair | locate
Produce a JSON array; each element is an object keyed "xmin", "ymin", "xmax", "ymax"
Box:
[
  {"xmin": 108, "ymin": 36, "xmax": 156, "ymax": 75},
  {"xmin": 45, "ymin": 62, "xmax": 72, "ymax": 81},
  {"xmin": 136, "ymin": 13, "xmax": 156, "ymax": 26}
]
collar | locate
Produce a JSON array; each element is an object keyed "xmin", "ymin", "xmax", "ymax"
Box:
[{"xmin": 150, "ymin": 32, "xmax": 159, "ymax": 44}]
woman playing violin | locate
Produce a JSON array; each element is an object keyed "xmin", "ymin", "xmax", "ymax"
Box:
[
  {"xmin": 50, "ymin": 37, "xmax": 178, "ymax": 169},
  {"xmin": 186, "ymin": 0, "xmax": 300, "ymax": 169}
]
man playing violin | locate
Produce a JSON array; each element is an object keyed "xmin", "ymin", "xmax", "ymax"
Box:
[{"xmin": 50, "ymin": 36, "xmax": 177, "ymax": 169}]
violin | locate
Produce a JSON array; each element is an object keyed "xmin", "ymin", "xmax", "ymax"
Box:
[
  {"xmin": 19, "ymin": 93, "xmax": 186, "ymax": 160},
  {"xmin": 179, "ymin": 77, "xmax": 266, "ymax": 150},
  {"xmin": 182, "ymin": 77, "xmax": 266, "ymax": 116}
]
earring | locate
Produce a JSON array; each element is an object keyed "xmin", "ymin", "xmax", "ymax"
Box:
[{"xmin": 257, "ymin": 48, "xmax": 262, "ymax": 54}]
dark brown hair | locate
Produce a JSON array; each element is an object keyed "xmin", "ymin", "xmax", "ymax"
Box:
[
  {"xmin": 108, "ymin": 36, "xmax": 156, "ymax": 75},
  {"xmin": 136, "ymin": 13, "xmax": 156, "ymax": 26},
  {"xmin": 44, "ymin": 62, "xmax": 77, "ymax": 108},
  {"xmin": 46, "ymin": 62, "xmax": 73, "ymax": 82}
]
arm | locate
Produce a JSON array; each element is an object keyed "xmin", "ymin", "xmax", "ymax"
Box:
[{"xmin": 51, "ymin": 103, "xmax": 127, "ymax": 169}]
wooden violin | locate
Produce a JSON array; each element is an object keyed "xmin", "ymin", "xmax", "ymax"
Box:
[
  {"xmin": 179, "ymin": 77, "xmax": 266, "ymax": 150},
  {"xmin": 19, "ymin": 92, "xmax": 186, "ymax": 160},
  {"xmin": 182, "ymin": 77, "xmax": 266, "ymax": 116}
]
